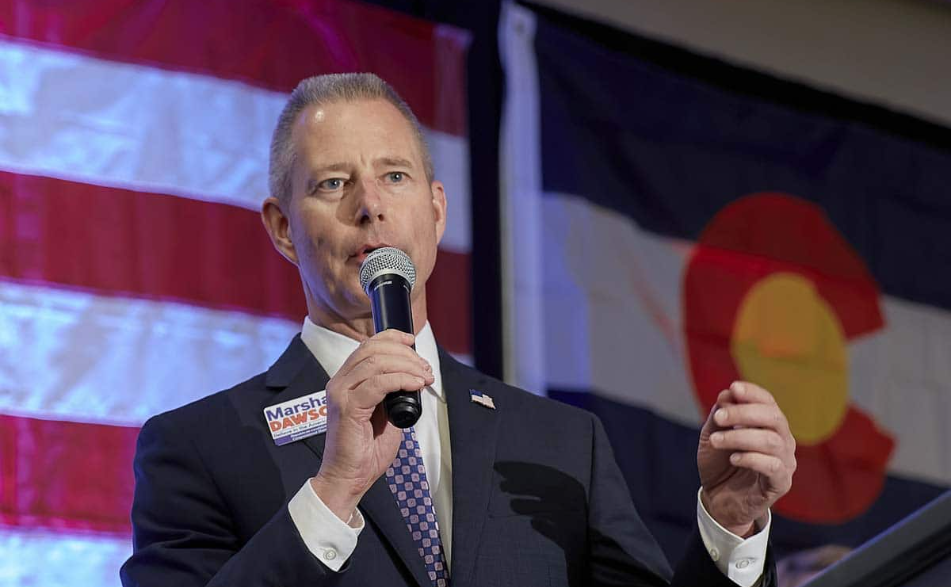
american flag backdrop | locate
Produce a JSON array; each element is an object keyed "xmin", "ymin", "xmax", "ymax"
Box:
[{"xmin": 0, "ymin": 1, "xmax": 471, "ymax": 584}]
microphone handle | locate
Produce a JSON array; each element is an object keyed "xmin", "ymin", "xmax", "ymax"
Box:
[{"xmin": 368, "ymin": 274, "xmax": 422, "ymax": 428}]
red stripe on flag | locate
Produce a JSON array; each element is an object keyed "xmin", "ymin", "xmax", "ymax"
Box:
[
  {"xmin": 0, "ymin": 171, "xmax": 307, "ymax": 321},
  {"xmin": 427, "ymin": 249, "xmax": 471, "ymax": 355},
  {"xmin": 0, "ymin": 172, "xmax": 471, "ymax": 354},
  {"xmin": 0, "ymin": 0, "xmax": 467, "ymax": 136},
  {"xmin": 0, "ymin": 414, "xmax": 136, "ymax": 535}
]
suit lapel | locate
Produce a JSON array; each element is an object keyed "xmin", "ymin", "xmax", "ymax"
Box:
[
  {"xmin": 264, "ymin": 335, "xmax": 331, "ymax": 461},
  {"xmin": 441, "ymin": 350, "xmax": 501, "ymax": 587},
  {"xmin": 264, "ymin": 335, "xmax": 430, "ymax": 587}
]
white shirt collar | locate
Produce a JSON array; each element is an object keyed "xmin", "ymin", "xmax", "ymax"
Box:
[{"xmin": 300, "ymin": 317, "xmax": 445, "ymax": 403}]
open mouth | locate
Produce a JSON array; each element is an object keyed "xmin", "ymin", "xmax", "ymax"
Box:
[{"xmin": 352, "ymin": 243, "xmax": 392, "ymax": 264}]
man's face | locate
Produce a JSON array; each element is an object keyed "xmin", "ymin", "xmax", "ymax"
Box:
[{"xmin": 278, "ymin": 99, "xmax": 446, "ymax": 323}]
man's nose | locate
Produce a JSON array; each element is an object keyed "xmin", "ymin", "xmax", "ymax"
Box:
[{"xmin": 353, "ymin": 178, "xmax": 386, "ymax": 225}]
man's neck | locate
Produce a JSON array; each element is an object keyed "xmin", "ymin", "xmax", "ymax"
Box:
[
  {"xmin": 309, "ymin": 314, "xmax": 374, "ymax": 342},
  {"xmin": 308, "ymin": 296, "xmax": 430, "ymax": 342}
]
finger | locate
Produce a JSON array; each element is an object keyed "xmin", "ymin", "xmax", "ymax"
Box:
[
  {"xmin": 349, "ymin": 373, "xmax": 427, "ymax": 409},
  {"xmin": 710, "ymin": 428, "xmax": 787, "ymax": 456},
  {"xmin": 704, "ymin": 396, "xmax": 741, "ymax": 434},
  {"xmin": 729, "ymin": 381, "xmax": 778, "ymax": 405},
  {"xmin": 714, "ymin": 387, "xmax": 733, "ymax": 408},
  {"xmin": 701, "ymin": 399, "xmax": 739, "ymax": 435},
  {"xmin": 728, "ymin": 452, "xmax": 792, "ymax": 491},
  {"xmin": 354, "ymin": 336, "xmax": 419, "ymax": 361},
  {"xmin": 344, "ymin": 354, "xmax": 434, "ymax": 388},
  {"xmin": 350, "ymin": 344, "xmax": 432, "ymax": 379},
  {"xmin": 714, "ymin": 403, "xmax": 792, "ymax": 436},
  {"xmin": 714, "ymin": 382, "xmax": 777, "ymax": 409},
  {"xmin": 369, "ymin": 328, "xmax": 416, "ymax": 345},
  {"xmin": 340, "ymin": 338, "xmax": 430, "ymax": 375},
  {"xmin": 365, "ymin": 331, "xmax": 420, "ymax": 354}
]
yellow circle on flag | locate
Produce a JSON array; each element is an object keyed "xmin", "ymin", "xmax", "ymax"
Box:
[{"xmin": 730, "ymin": 272, "xmax": 849, "ymax": 445}]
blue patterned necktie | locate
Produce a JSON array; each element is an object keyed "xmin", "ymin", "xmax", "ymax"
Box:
[{"xmin": 385, "ymin": 427, "xmax": 450, "ymax": 587}]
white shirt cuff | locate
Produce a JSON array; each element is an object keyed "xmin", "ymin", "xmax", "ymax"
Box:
[
  {"xmin": 288, "ymin": 479, "xmax": 365, "ymax": 571},
  {"xmin": 696, "ymin": 488, "xmax": 771, "ymax": 587}
]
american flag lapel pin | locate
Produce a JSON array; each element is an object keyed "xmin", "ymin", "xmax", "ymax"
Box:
[{"xmin": 468, "ymin": 389, "xmax": 495, "ymax": 409}]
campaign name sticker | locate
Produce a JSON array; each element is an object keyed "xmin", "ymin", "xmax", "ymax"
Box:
[{"xmin": 264, "ymin": 391, "xmax": 329, "ymax": 446}]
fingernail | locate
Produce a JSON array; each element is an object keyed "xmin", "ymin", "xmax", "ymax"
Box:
[
  {"xmin": 732, "ymin": 381, "xmax": 745, "ymax": 394},
  {"xmin": 710, "ymin": 432, "xmax": 723, "ymax": 444},
  {"xmin": 715, "ymin": 409, "xmax": 728, "ymax": 424},
  {"xmin": 730, "ymin": 453, "xmax": 741, "ymax": 464}
]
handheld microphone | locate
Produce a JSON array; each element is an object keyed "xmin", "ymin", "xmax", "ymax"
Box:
[{"xmin": 359, "ymin": 247, "xmax": 421, "ymax": 429}]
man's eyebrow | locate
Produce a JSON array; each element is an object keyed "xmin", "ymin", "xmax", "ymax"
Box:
[
  {"xmin": 375, "ymin": 157, "xmax": 415, "ymax": 169},
  {"xmin": 311, "ymin": 162, "xmax": 350, "ymax": 175}
]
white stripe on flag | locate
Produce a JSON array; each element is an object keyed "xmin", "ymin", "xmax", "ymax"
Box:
[
  {"xmin": 0, "ymin": 39, "xmax": 471, "ymax": 253},
  {"xmin": 540, "ymin": 192, "xmax": 951, "ymax": 485},
  {"xmin": 539, "ymin": 193, "xmax": 701, "ymax": 426},
  {"xmin": 0, "ymin": 39, "xmax": 282, "ymax": 208},
  {"xmin": 850, "ymin": 298, "xmax": 951, "ymax": 485},
  {"xmin": 0, "ymin": 280, "xmax": 299, "ymax": 426},
  {"xmin": 0, "ymin": 529, "xmax": 128, "ymax": 587}
]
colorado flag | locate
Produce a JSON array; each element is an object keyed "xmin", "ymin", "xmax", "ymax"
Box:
[{"xmin": 501, "ymin": 2, "xmax": 951, "ymax": 559}]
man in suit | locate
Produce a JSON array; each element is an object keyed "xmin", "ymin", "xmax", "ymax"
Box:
[{"xmin": 121, "ymin": 73, "xmax": 796, "ymax": 586}]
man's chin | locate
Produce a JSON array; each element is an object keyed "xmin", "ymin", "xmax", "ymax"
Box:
[{"xmin": 341, "ymin": 287, "xmax": 374, "ymax": 314}]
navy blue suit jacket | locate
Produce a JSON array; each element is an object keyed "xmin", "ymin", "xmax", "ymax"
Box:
[{"xmin": 121, "ymin": 335, "xmax": 775, "ymax": 586}]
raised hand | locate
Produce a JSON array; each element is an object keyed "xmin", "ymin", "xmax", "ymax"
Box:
[
  {"xmin": 310, "ymin": 329, "xmax": 434, "ymax": 522},
  {"xmin": 697, "ymin": 381, "xmax": 796, "ymax": 537}
]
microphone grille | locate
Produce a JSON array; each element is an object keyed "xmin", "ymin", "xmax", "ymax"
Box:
[{"xmin": 359, "ymin": 247, "xmax": 417, "ymax": 293}]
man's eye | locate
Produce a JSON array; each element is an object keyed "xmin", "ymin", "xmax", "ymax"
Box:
[
  {"xmin": 386, "ymin": 172, "xmax": 405, "ymax": 183},
  {"xmin": 318, "ymin": 178, "xmax": 344, "ymax": 190}
]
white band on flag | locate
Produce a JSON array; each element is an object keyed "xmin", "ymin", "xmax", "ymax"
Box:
[
  {"xmin": 0, "ymin": 39, "xmax": 471, "ymax": 253},
  {"xmin": 0, "ymin": 280, "xmax": 299, "ymax": 426}
]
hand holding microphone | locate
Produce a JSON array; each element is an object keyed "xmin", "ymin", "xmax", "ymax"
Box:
[
  {"xmin": 310, "ymin": 247, "xmax": 431, "ymax": 522},
  {"xmin": 359, "ymin": 247, "xmax": 423, "ymax": 428}
]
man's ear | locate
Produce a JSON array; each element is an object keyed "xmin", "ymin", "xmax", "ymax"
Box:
[
  {"xmin": 430, "ymin": 180, "xmax": 448, "ymax": 245},
  {"xmin": 261, "ymin": 196, "xmax": 299, "ymax": 266}
]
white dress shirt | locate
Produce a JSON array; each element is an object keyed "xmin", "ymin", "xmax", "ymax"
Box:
[{"xmin": 287, "ymin": 318, "xmax": 769, "ymax": 585}]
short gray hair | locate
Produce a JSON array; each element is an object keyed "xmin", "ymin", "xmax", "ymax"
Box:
[{"xmin": 268, "ymin": 73, "xmax": 435, "ymax": 207}]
